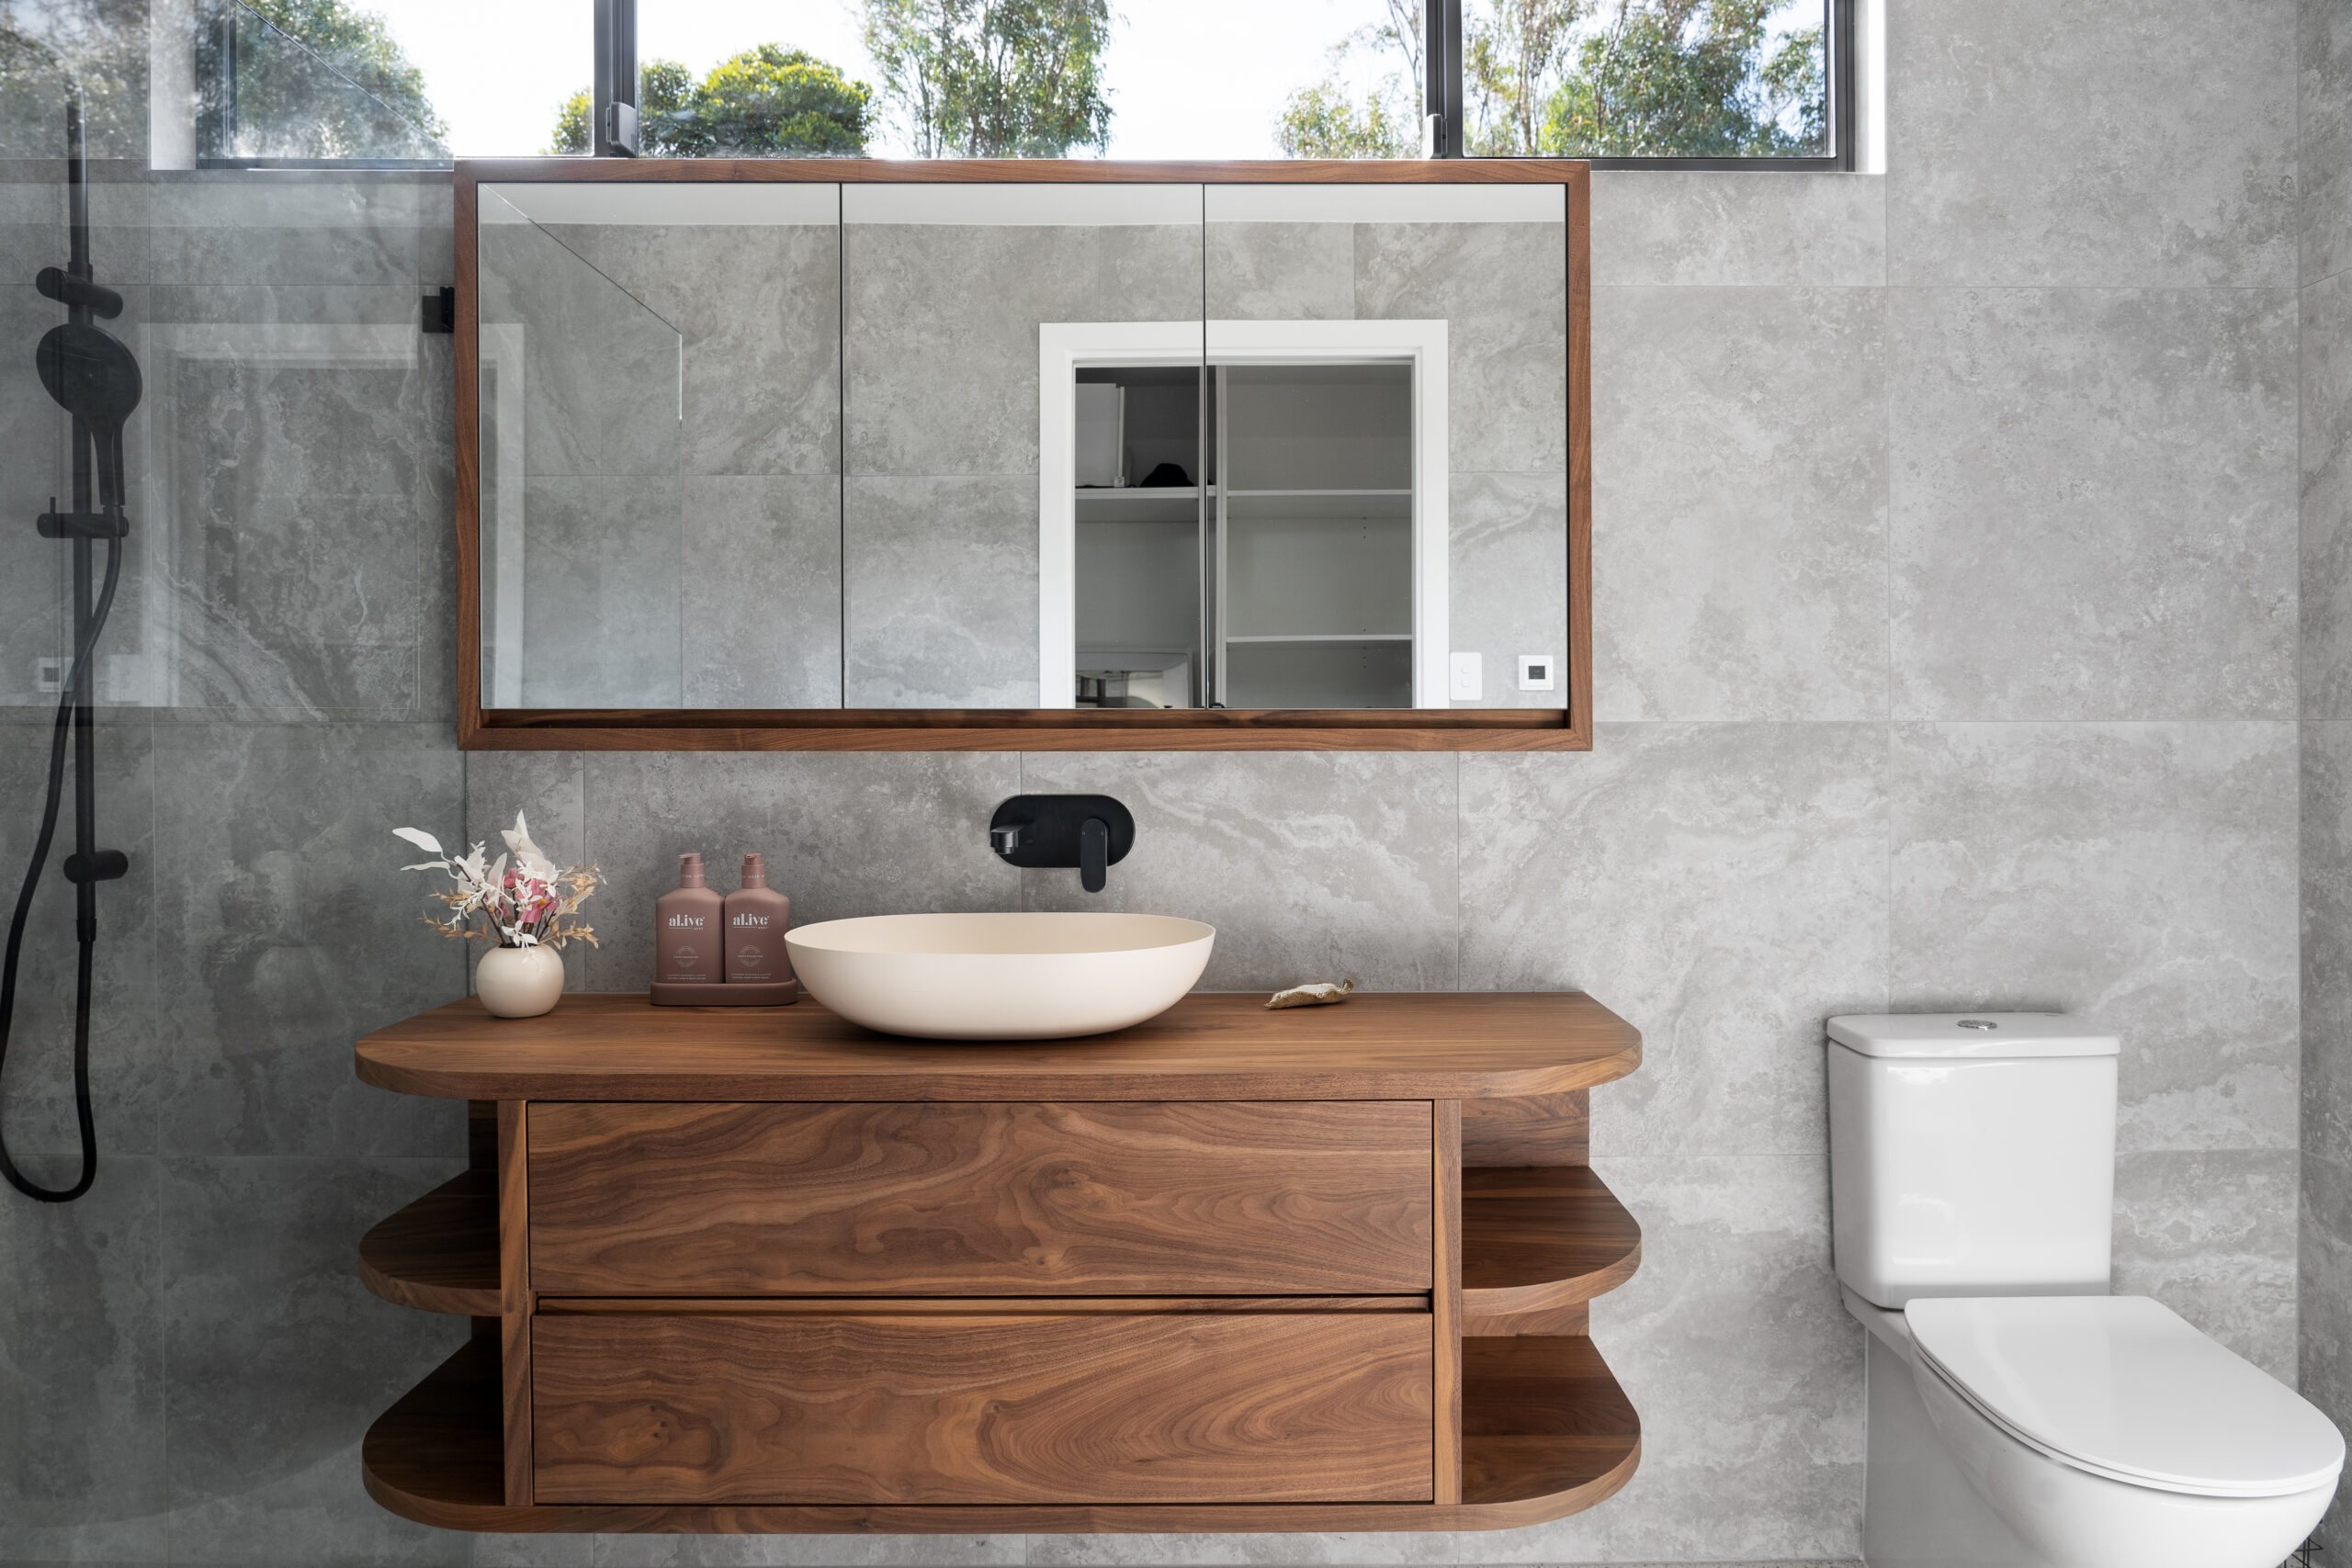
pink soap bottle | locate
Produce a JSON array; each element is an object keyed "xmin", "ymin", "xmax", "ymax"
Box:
[
  {"xmin": 723, "ymin": 852, "xmax": 793, "ymax": 984},
  {"xmin": 654, "ymin": 852, "xmax": 723, "ymax": 985}
]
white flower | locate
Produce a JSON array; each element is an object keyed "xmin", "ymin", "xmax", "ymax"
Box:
[{"xmin": 502, "ymin": 812, "xmax": 560, "ymax": 885}]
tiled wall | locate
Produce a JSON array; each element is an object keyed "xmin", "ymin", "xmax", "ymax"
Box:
[
  {"xmin": 0, "ymin": 2, "xmax": 2312, "ymax": 1566},
  {"xmin": 2303, "ymin": 0, "xmax": 2352, "ymax": 1551}
]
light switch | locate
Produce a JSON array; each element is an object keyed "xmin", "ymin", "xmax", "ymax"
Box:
[
  {"xmin": 1449, "ymin": 651, "xmax": 1482, "ymax": 702},
  {"xmin": 1517, "ymin": 653, "xmax": 1555, "ymax": 692}
]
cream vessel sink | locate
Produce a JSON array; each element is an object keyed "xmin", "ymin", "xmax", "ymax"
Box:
[{"xmin": 784, "ymin": 912, "xmax": 1215, "ymax": 1040}]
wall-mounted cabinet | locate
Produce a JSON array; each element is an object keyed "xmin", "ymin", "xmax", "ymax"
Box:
[{"xmin": 455, "ymin": 161, "xmax": 1589, "ymax": 750}]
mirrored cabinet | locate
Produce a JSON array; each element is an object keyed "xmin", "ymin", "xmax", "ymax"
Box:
[{"xmin": 454, "ymin": 162, "xmax": 1588, "ymax": 750}]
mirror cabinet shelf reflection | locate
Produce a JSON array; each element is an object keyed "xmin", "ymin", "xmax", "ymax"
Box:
[{"xmin": 454, "ymin": 160, "xmax": 1589, "ymax": 751}]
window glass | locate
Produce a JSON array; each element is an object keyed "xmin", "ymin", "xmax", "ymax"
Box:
[
  {"xmin": 628, "ymin": 1, "xmax": 1410, "ymax": 160},
  {"xmin": 1470, "ymin": 0, "xmax": 1829, "ymax": 159},
  {"xmin": 374, "ymin": 0, "xmax": 589, "ymax": 156}
]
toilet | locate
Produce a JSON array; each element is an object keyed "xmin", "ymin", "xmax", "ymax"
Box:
[{"xmin": 1827, "ymin": 1012, "xmax": 2344, "ymax": 1568}]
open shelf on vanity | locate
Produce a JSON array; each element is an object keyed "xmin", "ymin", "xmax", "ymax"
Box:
[
  {"xmin": 362, "ymin": 1331, "xmax": 1639, "ymax": 1533},
  {"xmin": 359, "ymin": 1169, "xmax": 499, "ymax": 1315},
  {"xmin": 1461, "ymin": 1166, "xmax": 1641, "ymax": 1333}
]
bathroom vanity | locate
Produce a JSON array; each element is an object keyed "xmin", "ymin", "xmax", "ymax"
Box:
[{"xmin": 350, "ymin": 991, "xmax": 1643, "ymax": 1533}]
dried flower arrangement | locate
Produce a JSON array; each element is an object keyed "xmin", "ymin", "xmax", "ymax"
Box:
[{"xmin": 393, "ymin": 812, "xmax": 601, "ymax": 951}]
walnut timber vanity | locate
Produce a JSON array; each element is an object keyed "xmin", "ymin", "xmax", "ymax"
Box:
[{"xmin": 351, "ymin": 991, "xmax": 1643, "ymax": 1534}]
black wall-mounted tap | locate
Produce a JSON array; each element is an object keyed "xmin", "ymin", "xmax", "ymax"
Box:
[{"xmin": 989, "ymin": 795, "xmax": 1135, "ymax": 893}]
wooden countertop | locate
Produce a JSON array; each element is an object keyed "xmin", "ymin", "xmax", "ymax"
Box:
[{"xmin": 355, "ymin": 991, "xmax": 1641, "ymax": 1102}]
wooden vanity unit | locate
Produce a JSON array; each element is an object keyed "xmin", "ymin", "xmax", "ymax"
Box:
[{"xmin": 351, "ymin": 991, "xmax": 1643, "ymax": 1534}]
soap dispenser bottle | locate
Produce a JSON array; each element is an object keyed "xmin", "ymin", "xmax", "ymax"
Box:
[
  {"xmin": 654, "ymin": 852, "xmax": 724, "ymax": 984},
  {"xmin": 723, "ymin": 852, "xmax": 792, "ymax": 985}
]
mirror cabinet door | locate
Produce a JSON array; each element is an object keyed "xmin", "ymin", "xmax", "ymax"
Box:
[
  {"xmin": 476, "ymin": 181, "xmax": 842, "ymax": 711},
  {"xmin": 1204, "ymin": 184, "xmax": 1569, "ymax": 712},
  {"xmin": 839, "ymin": 183, "xmax": 1206, "ymax": 709}
]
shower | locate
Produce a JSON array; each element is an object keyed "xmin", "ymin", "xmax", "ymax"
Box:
[{"xmin": 0, "ymin": 93, "xmax": 139, "ymax": 1202}]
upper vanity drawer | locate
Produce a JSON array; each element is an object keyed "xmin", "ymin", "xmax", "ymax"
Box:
[{"xmin": 527, "ymin": 1100, "xmax": 1433, "ymax": 1296}]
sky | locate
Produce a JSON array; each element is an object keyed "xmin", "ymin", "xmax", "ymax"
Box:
[{"xmin": 374, "ymin": 0, "xmax": 1409, "ymax": 159}]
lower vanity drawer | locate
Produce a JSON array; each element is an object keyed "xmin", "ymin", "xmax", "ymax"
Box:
[{"xmin": 530, "ymin": 1308, "xmax": 1436, "ymax": 1505}]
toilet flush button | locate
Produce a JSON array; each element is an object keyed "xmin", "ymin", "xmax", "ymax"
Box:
[{"xmin": 1957, "ymin": 1019, "xmax": 1999, "ymax": 1030}]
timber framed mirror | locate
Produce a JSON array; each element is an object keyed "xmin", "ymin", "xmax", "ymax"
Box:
[{"xmin": 453, "ymin": 159, "xmax": 1589, "ymax": 750}]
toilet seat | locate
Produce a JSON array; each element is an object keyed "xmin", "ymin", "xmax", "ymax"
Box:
[{"xmin": 1905, "ymin": 1295, "xmax": 2345, "ymax": 1499}]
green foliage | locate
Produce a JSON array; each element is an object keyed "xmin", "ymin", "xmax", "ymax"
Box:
[
  {"xmin": 232, "ymin": 0, "xmax": 448, "ymax": 157},
  {"xmin": 862, "ymin": 0, "xmax": 1113, "ymax": 158},
  {"xmin": 1275, "ymin": 0, "xmax": 1422, "ymax": 160},
  {"xmin": 1464, "ymin": 0, "xmax": 1578, "ymax": 157},
  {"xmin": 1276, "ymin": 80, "xmax": 1412, "ymax": 159},
  {"xmin": 549, "ymin": 48, "xmax": 871, "ymax": 157},
  {"xmin": 1543, "ymin": 0, "xmax": 1824, "ymax": 156}
]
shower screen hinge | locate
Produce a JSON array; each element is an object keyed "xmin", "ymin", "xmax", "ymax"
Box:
[{"xmin": 421, "ymin": 287, "xmax": 454, "ymax": 335}]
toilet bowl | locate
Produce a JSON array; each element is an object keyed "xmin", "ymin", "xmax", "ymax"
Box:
[
  {"xmin": 1826, "ymin": 1014, "xmax": 2346, "ymax": 1568},
  {"xmin": 1883, "ymin": 1295, "xmax": 2339, "ymax": 1568}
]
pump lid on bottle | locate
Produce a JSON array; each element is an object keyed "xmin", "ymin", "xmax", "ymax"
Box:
[
  {"xmin": 741, "ymin": 852, "xmax": 766, "ymax": 889},
  {"xmin": 678, "ymin": 852, "xmax": 706, "ymax": 887}
]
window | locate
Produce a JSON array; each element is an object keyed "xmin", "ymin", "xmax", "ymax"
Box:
[{"xmin": 155, "ymin": 0, "xmax": 1852, "ymax": 168}]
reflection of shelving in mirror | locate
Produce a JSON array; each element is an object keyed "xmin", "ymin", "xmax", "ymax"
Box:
[
  {"xmin": 1052, "ymin": 333, "xmax": 1442, "ymax": 712},
  {"xmin": 1072, "ymin": 365, "xmax": 1209, "ymax": 707},
  {"xmin": 1216, "ymin": 363, "xmax": 1416, "ymax": 709}
]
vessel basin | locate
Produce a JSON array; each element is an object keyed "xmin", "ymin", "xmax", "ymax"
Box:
[{"xmin": 784, "ymin": 912, "xmax": 1216, "ymax": 1040}]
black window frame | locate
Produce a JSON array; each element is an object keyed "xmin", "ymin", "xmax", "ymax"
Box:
[{"xmin": 202, "ymin": 0, "xmax": 1856, "ymax": 172}]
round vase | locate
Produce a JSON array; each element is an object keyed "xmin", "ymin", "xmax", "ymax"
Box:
[{"xmin": 475, "ymin": 944, "xmax": 564, "ymax": 1019}]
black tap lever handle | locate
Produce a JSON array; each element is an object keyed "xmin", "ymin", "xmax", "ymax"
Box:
[{"xmin": 1079, "ymin": 818, "xmax": 1109, "ymax": 894}]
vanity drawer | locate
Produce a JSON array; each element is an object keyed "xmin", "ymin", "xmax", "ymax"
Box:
[
  {"xmin": 530, "ymin": 1309, "xmax": 1435, "ymax": 1505},
  {"xmin": 526, "ymin": 1100, "xmax": 1433, "ymax": 1296}
]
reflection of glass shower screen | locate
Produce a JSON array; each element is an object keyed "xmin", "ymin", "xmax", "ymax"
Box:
[{"xmin": 476, "ymin": 184, "xmax": 684, "ymax": 710}]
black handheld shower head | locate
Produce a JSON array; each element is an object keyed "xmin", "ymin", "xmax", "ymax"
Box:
[
  {"xmin": 35, "ymin": 266, "xmax": 121, "ymax": 319},
  {"xmin": 36, "ymin": 321, "xmax": 141, "ymax": 510}
]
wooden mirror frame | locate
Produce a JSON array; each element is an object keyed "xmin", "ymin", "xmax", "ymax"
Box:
[{"xmin": 452, "ymin": 158, "xmax": 1590, "ymax": 751}]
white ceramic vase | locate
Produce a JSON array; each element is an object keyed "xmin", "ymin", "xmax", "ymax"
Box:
[{"xmin": 475, "ymin": 944, "xmax": 564, "ymax": 1019}]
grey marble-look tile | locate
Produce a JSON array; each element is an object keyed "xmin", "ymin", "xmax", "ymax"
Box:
[
  {"xmin": 2306, "ymin": 0, "xmax": 2352, "ymax": 287},
  {"xmin": 1016, "ymin": 750, "xmax": 1459, "ymax": 992},
  {"xmin": 843, "ymin": 222, "xmax": 1201, "ymax": 478},
  {"xmin": 1567, "ymin": 1154, "xmax": 1863, "ymax": 1564},
  {"xmin": 1889, "ymin": 722, "xmax": 2299, "ymax": 1155},
  {"xmin": 480, "ymin": 223, "xmax": 680, "ymax": 482},
  {"xmin": 1593, "ymin": 172, "xmax": 1884, "ymax": 288},
  {"xmin": 842, "ymin": 475, "xmax": 1036, "ymax": 708},
  {"xmin": 684, "ymin": 475, "xmax": 842, "ymax": 709},
  {"xmin": 160, "ymin": 1156, "xmax": 469, "ymax": 1566},
  {"xmin": 1594, "ymin": 286, "xmax": 1887, "ymax": 722},
  {"xmin": 2112, "ymin": 1147, "xmax": 2298, "ymax": 1381},
  {"xmin": 592, "ymin": 1536, "xmax": 1024, "ymax": 1566},
  {"xmin": 545, "ymin": 223, "xmax": 842, "ymax": 479},
  {"xmin": 1354, "ymin": 221, "xmax": 1566, "ymax": 476},
  {"xmin": 0, "ymin": 713, "xmax": 159, "ymax": 1162},
  {"xmin": 1461, "ymin": 725, "xmax": 1885, "ymax": 1159},
  {"xmin": 153, "ymin": 721, "xmax": 468, "ymax": 1156},
  {"xmin": 2301, "ymin": 1154, "xmax": 2352, "ymax": 1544},
  {"xmin": 576, "ymin": 750, "xmax": 1020, "ymax": 993},
  {"xmin": 517, "ymin": 475, "xmax": 683, "ymax": 710},
  {"xmin": 2305, "ymin": 270, "xmax": 2352, "ymax": 716},
  {"xmin": 133, "ymin": 173, "xmax": 427, "ymax": 289},
  {"xmin": 2304, "ymin": 721, "xmax": 2352, "ymax": 1172},
  {"xmin": 1449, "ymin": 470, "xmax": 1567, "ymax": 710},
  {"xmin": 1890, "ymin": 287, "xmax": 2297, "ymax": 721},
  {"xmin": 1887, "ymin": 0, "xmax": 2298, "ymax": 287},
  {"xmin": 472, "ymin": 1532, "xmax": 594, "ymax": 1566},
  {"xmin": 1205, "ymin": 221, "xmax": 1355, "ymax": 320},
  {"xmin": 0, "ymin": 1155, "xmax": 166, "ymax": 1565}
]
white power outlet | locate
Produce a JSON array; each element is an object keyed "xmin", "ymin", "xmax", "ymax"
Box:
[
  {"xmin": 1517, "ymin": 653, "xmax": 1556, "ymax": 692},
  {"xmin": 1448, "ymin": 651, "xmax": 1483, "ymax": 702}
]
